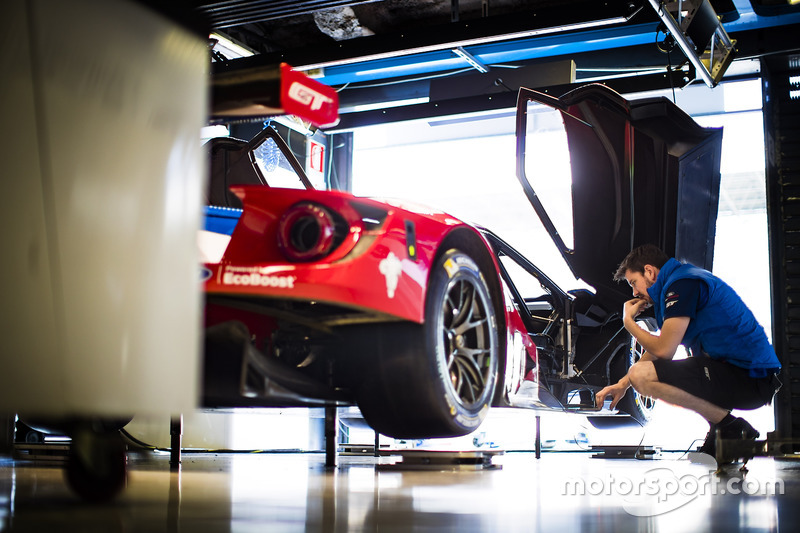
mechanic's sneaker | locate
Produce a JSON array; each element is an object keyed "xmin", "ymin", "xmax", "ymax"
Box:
[
  {"xmin": 697, "ymin": 425, "xmax": 717, "ymax": 456},
  {"xmin": 719, "ymin": 416, "xmax": 759, "ymax": 440},
  {"xmin": 695, "ymin": 417, "xmax": 759, "ymax": 461}
]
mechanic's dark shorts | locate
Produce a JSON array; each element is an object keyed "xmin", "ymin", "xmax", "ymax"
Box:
[{"xmin": 652, "ymin": 357, "xmax": 781, "ymax": 410}]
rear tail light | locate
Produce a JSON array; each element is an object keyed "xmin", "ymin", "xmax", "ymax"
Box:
[{"xmin": 277, "ymin": 202, "xmax": 338, "ymax": 262}]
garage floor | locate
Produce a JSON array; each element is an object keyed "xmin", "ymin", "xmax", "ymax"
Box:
[{"xmin": 1, "ymin": 449, "xmax": 799, "ymax": 532}]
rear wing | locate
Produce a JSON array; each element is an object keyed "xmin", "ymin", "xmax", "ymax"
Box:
[{"xmin": 211, "ymin": 62, "xmax": 339, "ymax": 128}]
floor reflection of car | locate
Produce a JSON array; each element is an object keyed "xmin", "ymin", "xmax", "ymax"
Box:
[{"xmin": 201, "ymin": 84, "xmax": 723, "ymax": 439}]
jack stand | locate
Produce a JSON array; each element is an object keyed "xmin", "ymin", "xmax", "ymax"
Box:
[
  {"xmin": 324, "ymin": 405, "xmax": 337, "ymax": 469},
  {"xmin": 715, "ymin": 430, "xmax": 800, "ymax": 472},
  {"xmin": 170, "ymin": 415, "xmax": 182, "ymax": 470},
  {"xmin": 715, "ymin": 427, "xmax": 758, "ymax": 472}
]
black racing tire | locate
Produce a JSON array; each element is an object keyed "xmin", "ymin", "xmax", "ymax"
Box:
[
  {"xmin": 356, "ymin": 249, "xmax": 500, "ymax": 439},
  {"xmin": 612, "ymin": 317, "xmax": 658, "ymax": 425}
]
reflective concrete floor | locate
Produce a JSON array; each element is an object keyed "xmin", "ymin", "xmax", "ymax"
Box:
[{"xmin": 1, "ymin": 449, "xmax": 799, "ymax": 532}]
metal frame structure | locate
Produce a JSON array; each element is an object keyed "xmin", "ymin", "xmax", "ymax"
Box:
[{"xmin": 648, "ymin": 0, "xmax": 736, "ymax": 87}]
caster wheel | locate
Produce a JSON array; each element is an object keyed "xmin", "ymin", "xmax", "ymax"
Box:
[{"xmin": 65, "ymin": 427, "xmax": 127, "ymax": 502}]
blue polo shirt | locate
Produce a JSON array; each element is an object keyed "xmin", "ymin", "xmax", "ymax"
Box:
[{"xmin": 648, "ymin": 258, "xmax": 780, "ymax": 377}]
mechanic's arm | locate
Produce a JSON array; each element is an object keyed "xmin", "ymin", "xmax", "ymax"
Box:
[
  {"xmin": 622, "ymin": 298, "xmax": 689, "ymax": 359},
  {"xmin": 594, "ymin": 352, "xmax": 656, "ymax": 409},
  {"xmin": 594, "ymin": 300, "xmax": 689, "ymax": 409}
]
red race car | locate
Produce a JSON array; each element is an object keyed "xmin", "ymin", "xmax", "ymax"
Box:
[{"xmin": 201, "ymin": 83, "xmax": 723, "ymax": 439}]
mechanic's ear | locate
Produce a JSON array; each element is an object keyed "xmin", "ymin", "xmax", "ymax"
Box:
[{"xmin": 644, "ymin": 264, "xmax": 658, "ymax": 283}]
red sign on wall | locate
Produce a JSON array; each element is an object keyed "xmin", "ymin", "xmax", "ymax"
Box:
[{"xmin": 309, "ymin": 141, "xmax": 325, "ymax": 173}]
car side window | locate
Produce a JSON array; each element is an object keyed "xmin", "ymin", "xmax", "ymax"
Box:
[
  {"xmin": 253, "ymin": 136, "xmax": 308, "ymax": 189},
  {"xmin": 499, "ymin": 255, "xmax": 550, "ymax": 302}
]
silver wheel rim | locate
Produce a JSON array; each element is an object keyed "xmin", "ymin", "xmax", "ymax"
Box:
[
  {"xmin": 439, "ymin": 274, "xmax": 496, "ymax": 408},
  {"xmin": 630, "ymin": 320, "xmax": 657, "ymax": 416}
]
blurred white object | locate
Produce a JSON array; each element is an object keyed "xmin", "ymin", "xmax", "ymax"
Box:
[
  {"xmin": 198, "ymin": 230, "xmax": 232, "ymax": 264},
  {"xmin": 0, "ymin": 0, "xmax": 207, "ymax": 417}
]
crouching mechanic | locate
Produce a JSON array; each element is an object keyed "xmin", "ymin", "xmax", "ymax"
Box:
[{"xmin": 595, "ymin": 244, "xmax": 781, "ymax": 458}]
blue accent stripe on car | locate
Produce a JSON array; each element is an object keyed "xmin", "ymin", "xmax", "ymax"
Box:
[{"xmin": 204, "ymin": 205, "xmax": 243, "ymax": 235}]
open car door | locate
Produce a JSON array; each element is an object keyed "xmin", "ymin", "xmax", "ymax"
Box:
[{"xmin": 515, "ymin": 84, "xmax": 723, "ymax": 305}]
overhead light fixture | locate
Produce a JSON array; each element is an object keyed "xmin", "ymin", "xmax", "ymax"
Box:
[
  {"xmin": 210, "ymin": 32, "xmax": 256, "ymax": 60},
  {"xmin": 296, "ymin": 12, "xmax": 638, "ymax": 72},
  {"xmin": 647, "ymin": 0, "xmax": 735, "ymax": 87},
  {"xmin": 343, "ymin": 97, "xmax": 429, "ymax": 114}
]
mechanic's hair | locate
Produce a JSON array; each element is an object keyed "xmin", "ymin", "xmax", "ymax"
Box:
[{"xmin": 613, "ymin": 244, "xmax": 669, "ymax": 282}]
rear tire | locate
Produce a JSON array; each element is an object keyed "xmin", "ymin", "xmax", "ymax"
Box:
[
  {"xmin": 357, "ymin": 250, "xmax": 499, "ymax": 438},
  {"xmin": 612, "ymin": 317, "xmax": 658, "ymax": 425}
]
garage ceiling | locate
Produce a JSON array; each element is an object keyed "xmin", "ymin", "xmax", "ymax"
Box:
[{"xmin": 193, "ymin": 0, "xmax": 800, "ymax": 125}]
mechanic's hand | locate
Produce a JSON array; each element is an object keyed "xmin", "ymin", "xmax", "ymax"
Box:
[
  {"xmin": 594, "ymin": 382, "xmax": 629, "ymax": 410},
  {"xmin": 623, "ymin": 298, "xmax": 650, "ymax": 322}
]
